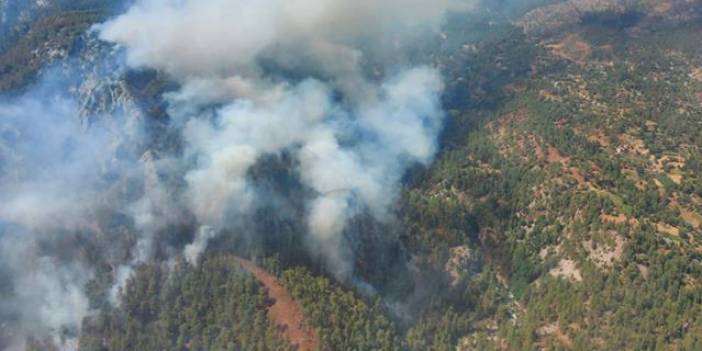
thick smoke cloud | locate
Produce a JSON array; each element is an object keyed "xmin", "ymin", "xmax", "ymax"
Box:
[
  {"xmin": 0, "ymin": 232, "xmax": 91, "ymax": 351},
  {"xmin": 0, "ymin": 67, "xmax": 146, "ymax": 350},
  {"xmin": 98, "ymin": 0, "xmax": 472, "ymax": 79},
  {"xmin": 97, "ymin": 0, "xmax": 469, "ymax": 277},
  {"xmin": 0, "ymin": 0, "xmax": 472, "ymax": 349}
]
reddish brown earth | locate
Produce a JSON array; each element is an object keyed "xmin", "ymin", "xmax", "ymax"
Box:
[
  {"xmin": 546, "ymin": 145, "xmax": 569, "ymax": 165},
  {"xmin": 234, "ymin": 257, "xmax": 320, "ymax": 351},
  {"xmin": 545, "ymin": 34, "xmax": 592, "ymax": 64}
]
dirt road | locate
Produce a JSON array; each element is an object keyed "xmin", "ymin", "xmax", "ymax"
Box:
[{"xmin": 234, "ymin": 257, "xmax": 320, "ymax": 351}]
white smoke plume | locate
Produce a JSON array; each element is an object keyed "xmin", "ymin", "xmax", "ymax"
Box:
[
  {"xmin": 0, "ymin": 68, "xmax": 146, "ymax": 350},
  {"xmin": 184, "ymin": 225, "xmax": 217, "ymax": 265},
  {"xmin": 110, "ymin": 150, "xmax": 187, "ymax": 304},
  {"xmin": 0, "ymin": 0, "xmax": 477, "ymax": 348},
  {"xmin": 98, "ymin": 0, "xmax": 473, "ymax": 80},
  {"xmin": 0, "ymin": 235, "xmax": 92, "ymax": 351},
  {"xmin": 98, "ymin": 0, "xmax": 469, "ymax": 278}
]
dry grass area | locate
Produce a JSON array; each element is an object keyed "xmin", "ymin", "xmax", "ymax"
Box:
[
  {"xmin": 537, "ymin": 323, "xmax": 573, "ymax": 348},
  {"xmin": 650, "ymin": 155, "xmax": 686, "ymax": 185},
  {"xmin": 669, "ymin": 173, "xmax": 683, "ymax": 185},
  {"xmin": 587, "ymin": 131, "xmax": 610, "ymax": 147},
  {"xmin": 655, "ymin": 155, "xmax": 686, "ymax": 172},
  {"xmin": 656, "ymin": 222, "xmax": 680, "ymax": 237},
  {"xmin": 601, "ymin": 213, "xmax": 627, "ymax": 224},
  {"xmin": 638, "ymin": 264, "xmax": 650, "ymax": 278},
  {"xmin": 683, "ymin": 274, "xmax": 700, "ymax": 290},
  {"xmin": 691, "ymin": 68, "xmax": 702, "ymax": 81},
  {"xmin": 622, "ymin": 168, "xmax": 647, "ymax": 190},
  {"xmin": 645, "ymin": 120, "xmax": 658, "ymax": 131},
  {"xmin": 568, "ymin": 167, "xmax": 588, "ymax": 186},
  {"xmin": 533, "ymin": 138, "xmax": 545, "ymax": 160},
  {"xmin": 653, "ymin": 0, "xmax": 673, "ymax": 13},
  {"xmin": 619, "ymin": 134, "xmax": 651, "ymax": 156},
  {"xmin": 539, "ymin": 245, "xmax": 562, "ymax": 261},
  {"xmin": 549, "ymin": 259, "xmax": 583, "ymax": 282},
  {"xmin": 492, "ymin": 110, "xmax": 550, "ymax": 164},
  {"xmin": 600, "ymin": 211, "xmax": 639, "ymax": 227},
  {"xmin": 653, "ymin": 178, "xmax": 667, "ymax": 197},
  {"xmin": 545, "ymin": 34, "xmax": 592, "ymax": 64},
  {"xmin": 681, "ymin": 209, "xmax": 702, "ymax": 229},
  {"xmin": 547, "ymin": 146, "xmax": 570, "ymax": 165},
  {"xmin": 539, "ymin": 89, "xmax": 562, "ymax": 102},
  {"xmin": 445, "ymin": 246, "xmax": 473, "ymax": 286},
  {"xmin": 494, "ymin": 110, "xmax": 529, "ymax": 134},
  {"xmin": 539, "ymin": 143, "xmax": 592, "ymax": 187},
  {"xmin": 235, "ymin": 257, "xmax": 320, "ymax": 351}
]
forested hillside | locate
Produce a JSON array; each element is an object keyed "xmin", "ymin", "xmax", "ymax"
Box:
[
  {"xmin": 2, "ymin": 0, "xmax": 702, "ymax": 350},
  {"xmin": 86, "ymin": 2, "xmax": 702, "ymax": 349},
  {"xmin": 79, "ymin": 256, "xmax": 293, "ymax": 351},
  {"xmin": 403, "ymin": 1, "xmax": 702, "ymax": 349}
]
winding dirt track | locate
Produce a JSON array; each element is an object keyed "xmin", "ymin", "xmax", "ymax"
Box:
[{"xmin": 234, "ymin": 257, "xmax": 320, "ymax": 351}]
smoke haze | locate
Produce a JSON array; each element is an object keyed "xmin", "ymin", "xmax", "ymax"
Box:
[
  {"xmin": 98, "ymin": 0, "xmax": 467, "ymax": 277},
  {"xmin": 0, "ymin": 0, "xmax": 474, "ymax": 349},
  {"xmin": 0, "ymin": 66, "xmax": 146, "ymax": 350}
]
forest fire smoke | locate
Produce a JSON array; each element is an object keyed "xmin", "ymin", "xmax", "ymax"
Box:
[
  {"xmin": 99, "ymin": 0, "xmax": 468, "ymax": 277},
  {"xmin": 0, "ymin": 0, "xmax": 474, "ymax": 349}
]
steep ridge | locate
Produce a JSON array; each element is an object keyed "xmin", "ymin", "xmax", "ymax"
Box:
[{"xmin": 234, "ymin": 257, "xmax": 320, "ymax": 351}]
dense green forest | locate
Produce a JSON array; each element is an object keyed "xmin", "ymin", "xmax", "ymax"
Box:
[
  {"xmin": 79, "ymin": 256, "xmax": 293, "ymax": 351},
  {"xmin": 81, "ymin": 4, "xmax": 702, "ymax": 348},
  {"xmin": 399, "ymin": 2, "xmax": 702, "ymax": 349}
]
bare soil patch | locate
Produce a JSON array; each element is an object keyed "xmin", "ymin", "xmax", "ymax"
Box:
[
  {"xmin": 654, "ymin": 0, "xmax": 673, "ymax": 13},
  {"xmin": 235, "ymin": 257, "xmax": 320, "ymax": 351},
  {"xmin": 445, "ymin": 246, "xmax": 474, "ymax": 286},
  {"xmin": 645, "ymin": 120, "xmax": 658, "ymax": 131},
  {"xmin": 656, "ymin": 222, "xmax": 680, "ymax": 237},
  {"xmin": 691, "ymin": 68, "xmax": 702, "ymax": 81},
  {"xmin": 569, "ymin": 167, "xmax": 587, "ymax": 186},
  {"xmin": 539, "ymin": 89, "xmax": 562, "ymax": 102},
  {"xmin": 538, "ymin": 323, "xmax": 573, "ymax": 348},
  {"xmin": 631, "ymin": 138, "xmax": 649, "ymax": 156},
  {"xmin": 545, "ymin": 34, "xmax": 592, "ymax": 64},
  {"xmin": 533, "ymin": 138, "xmax": 545, "ymax": 161},
  {"xmin": 681, "ymin": 209, "xmax": 702, "ymax": 229},
  {"xmin": 638, "ymin": 264, "xmax": 650, "ymax": 278},
  {"xmin": 668, "ymin": 174, "xmax": 683, "ymax": 185},
  {"xmin": 601, "ymin": 213, "xmax": 626, "ymax": 224},
  {"xmin": 653, "ymin": 178, "xmax": 667, "ymax": 197},
  {"xmin": 584, "ymin": 233, "xmax": 626, "ymax": 269},
  {"xmin": 655, "ymin": 155, "xmax": 685, "ymax": 172},
  {"xmin": 587, "ymin": 131, "xmax": 610, "ymax": 147},
  {"xmin": 549, "ymin": 259, "xmax": 582, "ymax": 282},
  {"xmin": 495, "ymin": 109, "xmax": 528, "ymax": 133},
  {"xmin": 547, "ymin": 146, "xmax": 569, "ymax": 165}
]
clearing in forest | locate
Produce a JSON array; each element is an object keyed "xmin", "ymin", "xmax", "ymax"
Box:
[{"xmin": 234, "ymin": 257, "xmax": 320, "ymax": 351}]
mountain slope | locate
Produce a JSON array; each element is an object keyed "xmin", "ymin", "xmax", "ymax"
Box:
[
  {"xmin": 234, "ymin": 257, "xmax": 320, "ymax": 351},
  {"xmin": 2, "ymin": 1, "xmax": 702, "ymax": 350},
  {"xmin": 401, "ymin": 1, "xmax": 702, "ymax": 349}
]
